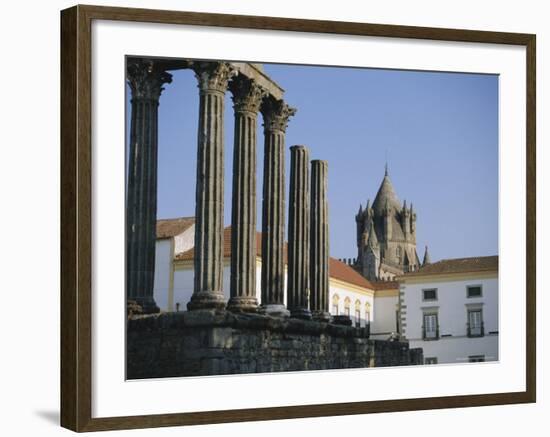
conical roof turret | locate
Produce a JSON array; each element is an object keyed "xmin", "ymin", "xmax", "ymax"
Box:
[
  {"xmin": 372, "ymin": 167, "xmax": 401, "ymax": 216},
  {"xmin": 422, "ymin": 245, "xmax": 431, "ymax": 266}
]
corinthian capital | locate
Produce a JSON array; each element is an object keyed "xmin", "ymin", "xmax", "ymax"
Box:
[
  {"xmin": 261, "ymin": 96, "xmax": 297, "ymax": 133},
  {"xmin": 192, "ymin": 61, "xmax": 236, "ymax": 94},
  {"xmin": 126, "ymin": 58, "xmax": 172, "ymax": 101},
  {"xmin": 229, "ymin": 75, "xmax": 268, "ymax": 114}
]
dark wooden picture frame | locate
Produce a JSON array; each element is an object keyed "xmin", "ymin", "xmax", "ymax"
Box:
[{"xmin": 60, "ymin": 4, "xmax": 536, "ymax": 432}]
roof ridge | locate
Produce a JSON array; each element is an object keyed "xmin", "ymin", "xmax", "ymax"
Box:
[
  {"xmin": 157, "ymin": 216, "xmax": 195, "ymax": 222},
  {"xmin": 402, "ymin": 255, "xmax": 499, "ymax": 278},
  {"xmin": 436, "ymin": 255, "xmax": 498, "ymax": 263}
]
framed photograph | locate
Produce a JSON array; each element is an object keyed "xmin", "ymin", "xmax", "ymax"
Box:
[{"xmin": 60, "ymin": 4, "xmax": 536, "ymax": 432}]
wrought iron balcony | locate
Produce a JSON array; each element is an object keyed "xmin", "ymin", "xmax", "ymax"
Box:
[
  {"xmin": 422, "ymin": 325, "xmax": 439, "ymax": 341},
  {"xmin": 467, "ymin": 322, "xmax": 485, "ymax": 338}
]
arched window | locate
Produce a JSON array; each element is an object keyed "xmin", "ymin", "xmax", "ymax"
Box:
[
  {"xmin": 355, "ymin": 299, "xmax": 361, "ymax": 327},
  {"xmin": 365, "ymin": 302, "xmax": 371, "ymax": 325},
  {"xmin": 331, "ymin": 294, "xmax": 340, "ymax": 316},
  {"xmin": 396, "ymin": 246, "xmax": 402, "ymax": 263},
  {"xmin": 344, "ymin": 297, "xmax": 351, "ymax": 317}
]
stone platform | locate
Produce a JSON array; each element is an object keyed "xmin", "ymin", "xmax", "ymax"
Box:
[{"xmin": 127, "ymin": 310, "xmax": 423, "ymax": 379}]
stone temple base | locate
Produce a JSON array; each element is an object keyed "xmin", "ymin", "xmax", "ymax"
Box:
[
  {"xmin": 127, "ymin": 298, "xmax": 160, "ymax": 315},
  {"xmin": 226, "ymin": 296, "xmax": 259, "ymax": 313},
  {"xmin": 127, "ymin": 310, "xmax": 423, "ymax": 379},
  {"xmin": 259, "ymin": 303, "xmax": 290, "ymax": 318},
  {"xmin": 186, "ymin": 291, "xmax": 226, "ymax": 311}
]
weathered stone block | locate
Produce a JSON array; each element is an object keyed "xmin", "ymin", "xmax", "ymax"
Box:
[{"xmin": 127, "ymin": 311, "xmax": 423, "ymax": 378}]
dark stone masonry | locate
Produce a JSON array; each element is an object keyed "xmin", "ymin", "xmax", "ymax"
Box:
[{"xmin": 127, "ymin": 310, "xmax": 423, "ymax": 379}]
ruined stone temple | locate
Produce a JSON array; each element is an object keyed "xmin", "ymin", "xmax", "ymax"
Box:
[
  {"xmin": 125, "ymin": 57, "xmax": 422, "ymax": 378},
  {"xmin": 354, "ymin": 166, "xmax": 427, "ymax": 281}
]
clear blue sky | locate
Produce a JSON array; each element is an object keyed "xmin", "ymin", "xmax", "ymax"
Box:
[{"xmin": 126, "ymin": 62, "xmax": 498, "ymax": 262}]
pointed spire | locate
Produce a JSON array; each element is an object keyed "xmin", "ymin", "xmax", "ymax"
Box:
[
  {"xmin": 410, "ymin": 203, "xmax": 414, "ymax": 213},
  {"xmin": 422, "ymin": 245, "xmax": 431, "ymax": 266},
  {"xmin": 385, "ymin": 161, "xmax": 388, "ymax": 176},
  {"xmin": 356, "ymin": 203, "xmax": 363, "ymax": 222},
  {"xmin": 367, "ymin": 220, "xmax": 379, "ymax": 248},
  {"xmin": 403, "ymin": 199, "xmax": 407, "ymax": 210},
  {"xmin": 366, "ymin": 199, "xmax": 370, "ymax": 210},
  {"xmin": 372, "ymin": 166, "xmax": 400, "ymax": 216}
]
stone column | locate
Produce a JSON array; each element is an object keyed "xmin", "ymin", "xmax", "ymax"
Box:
[
  {"xmin": 260, "ymin": 97, "xmax": 296, "ymax": 316},
  {"xmin": 188, "ymin": 62, "xmax": 236, "ymax": 311},
  {"xmin": 287, "ymin": 145, "xmax": 311, "ymax": 319},
  {"xmin": 126, "ymin": 58, "xmax": 172, "ymax": 314},
  {"xmin": 227, "ymin": 76, "xmax": 266, "ymax": 312},
  {"xmin": 310, "ymin": 160, "xmax": 330, "ymax": 321}
]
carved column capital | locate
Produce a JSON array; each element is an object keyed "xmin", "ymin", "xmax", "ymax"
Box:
[
  {"xmin": 261, "ymin": 96, "xmax": 297, "ymax": 133},
  {"xmin": 192, "ymin": 61, "xmax": 236, "ymax": 94},
  {"xmin": 127, "ymin": 58, "xmax": 172, "ymax": 102},
  {"xmin": 229, "ymin": 75, "xmax": 268, "ymax": 114}
]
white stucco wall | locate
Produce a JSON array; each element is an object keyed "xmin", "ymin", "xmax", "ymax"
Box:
[
  {"xmin": 401, "ymin": 275, "xmax": 499, "ymax": 364},
  {"xmin": 371, "ymin": 294, "xmax": 399, "ymax": 339},
  {"xmin": 153, "ymin": 242, "xmax": 374, "ymax": 321},
  {"xmin": 410, "ymin": 335, "xmax": 499, "ymax": 364},
  {"xmin": 173, "ymin": 224, "xmax": 195, "ymax": 255},
  {"xmin": 328, "ymin": 284, "xmax": 374, "ymax": 328},
  {"xmin": 171, "ymin": 268, "xmax": 194, "ymax": 312},
  {"xmin": 170, "ymin": 260, "xmax": 232, "ymax": 311},
  {"xmin": 168, "ymin": 260, "xmax": 289, "ymax": 311},
  {"xmin": 152, "ymin": 239, "xmax": 174, "ymax": 311}
]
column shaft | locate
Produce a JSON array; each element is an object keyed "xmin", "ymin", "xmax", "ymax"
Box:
[
  {"xmin": 288, "ymin": 145, "xmax": 311, "ymax": 319},
  {"xmin": 227, "ymin": 77, "xmax": 266, "ymax": 312},
  {"xmin": 126, "ymin": 59, "xmax": 171, "ymax": 314},
  {"xmin": 260, "ymin": 98, "xmax": 296, "ymax": 316},
  {"xmin": 310, "ymin": 160, "xmax": 330, "ymax": 321},
  {"xmin": 188, "ymin": 62, "xmax": 235, "ymax": 311}
]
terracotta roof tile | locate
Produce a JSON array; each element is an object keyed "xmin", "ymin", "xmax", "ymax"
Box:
[
  {"xmin": 175, "ymin": 226, "xmax": 372, "ymax": 290},
  {"xmin": 156, "ymin": 217, "xmax": 195, "ymax": 239},
  {"xmin": 369, "ymin": 280, "xmax": 399, "ymax": 290},
  {"xmin": 401, "ymin": 255, "xmax": 498, "ymax": 278},
  {"xmin": 328, "ymin": 258, "xmax": 373, "ymax": 289}
]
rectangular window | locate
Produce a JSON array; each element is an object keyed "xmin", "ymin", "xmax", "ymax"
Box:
[
  {"xmin": 468, "ymin": 309, "xmax": 484, "ymax": 337},
  {"xmin": 425, "ymin": 357, "xmax": 438, "ymax": 365},
  {"xmin": 468, "ymin": 355, "xmax": 485, "ymax": 363},
  {"xmin": 467, "ymin": 285, "xmax": 482, "ymax": 298},
  {"xmin": 422, "ymin": 288, "xmax": 437, "ymax": 301},
  {"xmin": 355, "ymin": 309, "xmax": 361, "ymax": 327},
  {"xmin": 344, "ymin": 307, "xmax": 350, "ymax": 317},
  {"xmin": 423, "ymin": 313, "xmax": 439, "ymax": 339}
]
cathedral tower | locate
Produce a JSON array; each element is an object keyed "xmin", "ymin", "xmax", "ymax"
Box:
[{"xmin": 355, "ymin": 166, "xmax": 420, "ymax": 281}]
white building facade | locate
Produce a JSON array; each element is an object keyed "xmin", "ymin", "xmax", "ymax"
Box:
[
  {"xmin": 151, "ymin": 218, "xmax": 399, "ymax": 333},
  {"xmin": 370, "ymin": 283, "xmax": 400, "ymax": 340},
  {"xmin": 398, "ymin": 256, "xmax": 499, "ymax": 365}
]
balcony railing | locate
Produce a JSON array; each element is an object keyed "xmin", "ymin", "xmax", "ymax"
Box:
[
  {"xmin": 467, "ymin": 322, "xmax": 485, "ymax": 338},
  {"xmin": 422, "ymin": 325, "xmax": 439, "ymax": 341}
]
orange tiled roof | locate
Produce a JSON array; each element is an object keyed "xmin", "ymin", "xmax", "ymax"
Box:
[
  {"xmin": 175, "ymin": 226, "xmax": 373, "ymax": 290},
  {"xmin": 369, "ymin": 280, "xmax": 399, "ymax": 291},
  {"xmin": 402, "ymin": 255, "xmax": 498, "ymax": 278},
  {"xmin": 156, "ymin": 217, "xmax": 195, "ymax": 239},
  {"xmin": 328, "ymin": 258, "xmax": 373, "ymax": 289}
]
